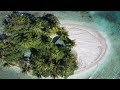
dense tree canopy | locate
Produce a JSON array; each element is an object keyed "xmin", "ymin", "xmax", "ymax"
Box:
[{"xmin": 0, "ymin": 11, "xmax": 77, "ymax": 78}]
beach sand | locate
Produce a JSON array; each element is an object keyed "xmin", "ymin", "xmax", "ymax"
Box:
[{"xmin": 61, "ymin": 23, "xmax": 107, "ymax": 75}]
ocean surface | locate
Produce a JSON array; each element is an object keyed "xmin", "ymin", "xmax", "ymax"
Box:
[{"xmin": 0, "ymin": 11, "xmax": 120, "ymax": 79}]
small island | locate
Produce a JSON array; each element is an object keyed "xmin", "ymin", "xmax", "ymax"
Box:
[{"xmin": 0, "ymin": 11, "xmax": 77, "ymax": 79}]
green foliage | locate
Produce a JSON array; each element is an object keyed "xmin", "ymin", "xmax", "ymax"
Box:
[
  {"xmin": 42, "ymin": 14, "xmax": 60, "ymax": 28},
  {"xmin": 0, "ymin": 11, "xmax": 78, "ymax": 79},
  {"xmin": 9, "ymin": 16, "xmax": 29, "ymax": 25}
]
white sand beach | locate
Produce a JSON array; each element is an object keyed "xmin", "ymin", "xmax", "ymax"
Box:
[{"xmin": 61, "ymin": 23, "xmax": 107, "ymax": 74}]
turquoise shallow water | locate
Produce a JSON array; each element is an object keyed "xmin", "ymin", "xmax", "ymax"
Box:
[{"xmin": 0, "ymin": 11, "xmax": 120, "ymax": 79}]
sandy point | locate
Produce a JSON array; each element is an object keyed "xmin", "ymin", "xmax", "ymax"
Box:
[{"xmin": 61, "ymin": 23, "xmax": 107, "ymax": 74}]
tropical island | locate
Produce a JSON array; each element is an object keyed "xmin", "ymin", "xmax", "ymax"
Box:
[
  {"xmin": 0, "ymin": 11, "xmax": 108, "ymax": 79},
  {"xmin": 0, "ymin": 11, "xmax": 77, "ymax": 79}
]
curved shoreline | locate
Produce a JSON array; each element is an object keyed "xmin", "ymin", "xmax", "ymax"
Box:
[{"xmin": 61, "ymin": 24, "xmax": 107, "ymax": 74}]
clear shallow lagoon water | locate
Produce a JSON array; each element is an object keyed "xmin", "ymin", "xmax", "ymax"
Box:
[{"xmin": 0, "ymin": 11, "xmax": 120, "ymax": 79}]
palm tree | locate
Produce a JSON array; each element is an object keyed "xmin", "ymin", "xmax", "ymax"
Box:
[{"xmin": 42, "ymin": 14, "xmax": 60, "ymax": 28}]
